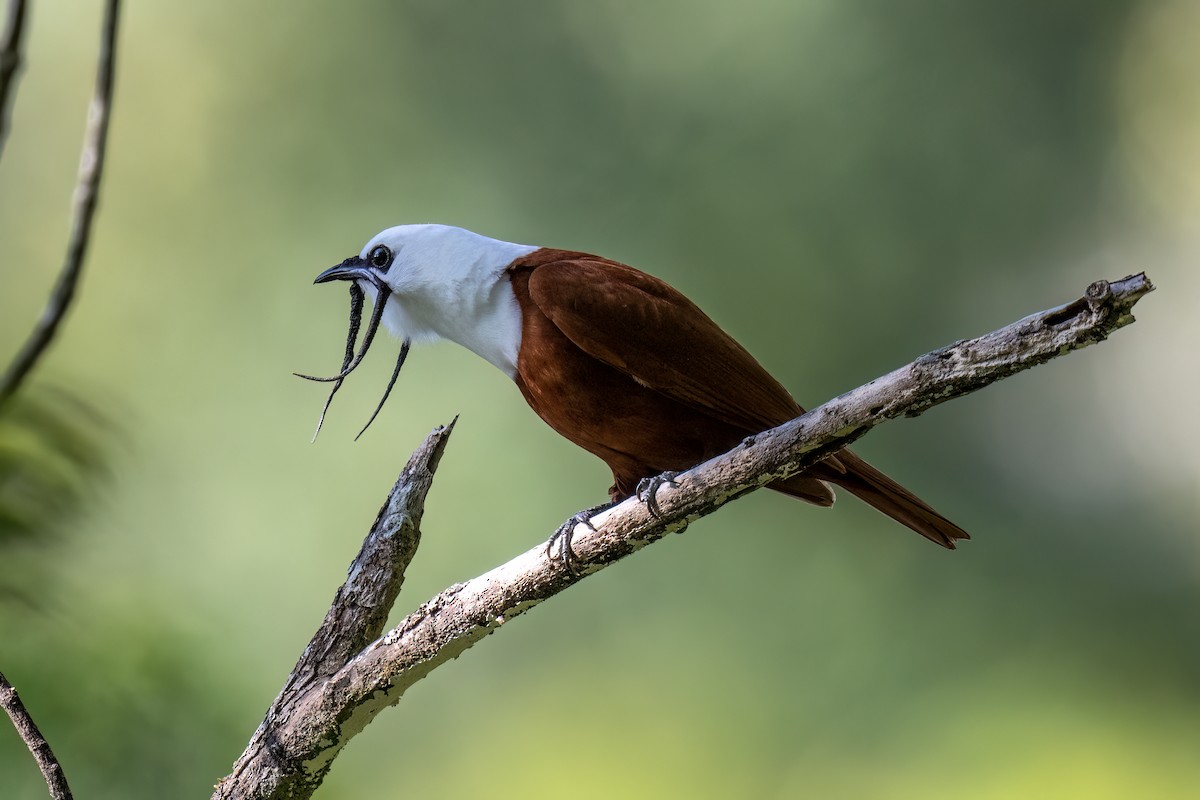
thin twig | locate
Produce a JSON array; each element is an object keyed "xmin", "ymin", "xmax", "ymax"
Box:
[
  {"xmin": 212, "ymin": 273, "xmax": 1153, "ymax": 800},
  {"xmin": 0, "ymin": 669, "xmax": 74, "ymax": 800},
  {"xmin": 0, "ymin": 0, "xmax": 122, "ymax": 407},
  {"xmin": 0, "ymin": 0, "xmax": 28, "ymax": 157}
]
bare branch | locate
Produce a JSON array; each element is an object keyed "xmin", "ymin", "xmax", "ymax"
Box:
[
  {"xmin": 0, "ymin": 669, "xmax": 73, "ymax": 800},
  {"xmin": 213, "ymin": 273, "xmax": 1152, "ymax": 799},
  {"xmin": 215, "ymin": 421, "xmax": 456, "ymax": 799},
  {"xmin": 0, "ymin": 0, "xmax": 28, "ymax": 157},
  {"xmin": 0, "ymin": 0, "xmax": 121, "ymax": 407}
]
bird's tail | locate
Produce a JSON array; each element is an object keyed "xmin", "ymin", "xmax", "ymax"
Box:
[{"xmin": 771, "ymin": 450, "xmax": 970, "ymax": 549}]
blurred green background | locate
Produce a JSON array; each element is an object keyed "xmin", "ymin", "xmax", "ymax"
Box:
[{"xmin": 1, "ymin": 0, "xmax": 1197, "ymax": 797}]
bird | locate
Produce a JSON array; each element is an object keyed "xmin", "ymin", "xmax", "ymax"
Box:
[{"xmin": 303, "ymin": 223, "xmax": 969, "ymax": 550}]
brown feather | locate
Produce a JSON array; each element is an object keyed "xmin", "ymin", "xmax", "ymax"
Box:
[
  {"xmin": 810, "ymin": 452, "xmax": 969, "ymax": 548},
  {"xmin": 525, "ymin": 254, "xmax": 803, "ymax": 431}
]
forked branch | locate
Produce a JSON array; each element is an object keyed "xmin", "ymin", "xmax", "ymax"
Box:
[{"xmin": 214, "ymin": 273, "xmax": 1153, "ymax": 800}]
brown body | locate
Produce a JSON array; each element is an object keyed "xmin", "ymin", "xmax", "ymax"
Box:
[{"xmin": 507, "ymin": 248, "xmax": 968, "ymax": 549}]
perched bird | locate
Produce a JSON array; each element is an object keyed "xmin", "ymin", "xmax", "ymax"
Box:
[{"xmin": 303, "ymin": 223, "xmax": 969, "ymax": 549}]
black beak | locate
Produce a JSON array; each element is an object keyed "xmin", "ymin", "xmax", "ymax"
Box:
[{"xmin": 314, "ymin": 255, "xmax": 375, "ymax": 285}]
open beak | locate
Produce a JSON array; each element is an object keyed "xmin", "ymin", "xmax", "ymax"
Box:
[{"xmin": 314, "ymin": 255, "xmax": 376, "ymax": 285}]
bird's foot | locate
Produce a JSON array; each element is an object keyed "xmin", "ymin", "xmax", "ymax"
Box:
[
  {"xmin": 636, "ymin": 471, "xmax": 681, "ymax": 518},
  {"xmin": 546, "ymin": 502, "xmax": 615, "ymax": 575}
]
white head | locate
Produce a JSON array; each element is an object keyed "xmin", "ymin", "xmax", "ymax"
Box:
[{"xmin": 315, "ymin": 224, "xmax": 537, "ymax": 377}]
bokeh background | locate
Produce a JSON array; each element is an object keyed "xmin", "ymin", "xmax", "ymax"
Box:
[{"xmin": 1, "ymin": 1, "xmax": 1197, "ymax": 797}]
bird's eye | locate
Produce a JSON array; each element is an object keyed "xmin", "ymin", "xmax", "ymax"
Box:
[{"xmin": 368, "ymin": 244, "xmax": 393, "ymax": 270}]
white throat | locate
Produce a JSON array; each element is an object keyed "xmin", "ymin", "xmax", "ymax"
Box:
[{"xmin": 360, "ymin": 225, "xmax": 538, "ymax": 378}]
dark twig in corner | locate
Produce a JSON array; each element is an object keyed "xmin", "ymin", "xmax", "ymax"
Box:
[
  {"xmin": 0, "ymin": 0, "xmax": 122, "ymax": 407},
  {"xmin": 0, "ymin": 0, "xmax": 29, "ymax": 156},
  {"xmin": 213, "ymin": 274, "xmax": 1152, "ymax": 800},
  {"xmin": 0, "ymin": 670, "xmax": 73, "ymax": 800}
]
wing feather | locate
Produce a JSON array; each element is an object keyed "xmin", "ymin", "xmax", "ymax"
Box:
[{"xmin": 525, "ymin": 257, "xmax": 802, "ymax": 432}]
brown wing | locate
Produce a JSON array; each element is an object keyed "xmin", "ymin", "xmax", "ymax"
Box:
[{"xmin": 525, "ymin": 256, "xmax": 802, "ymax": 432}]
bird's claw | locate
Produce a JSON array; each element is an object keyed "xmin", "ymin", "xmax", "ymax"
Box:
[
  {"xmin": 546, "ymin": 503, "xmax": 613, "ymax": 575},
  {"xmin": 636, "ymin": 471, "xmax": 681, "ymax": 518}
]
